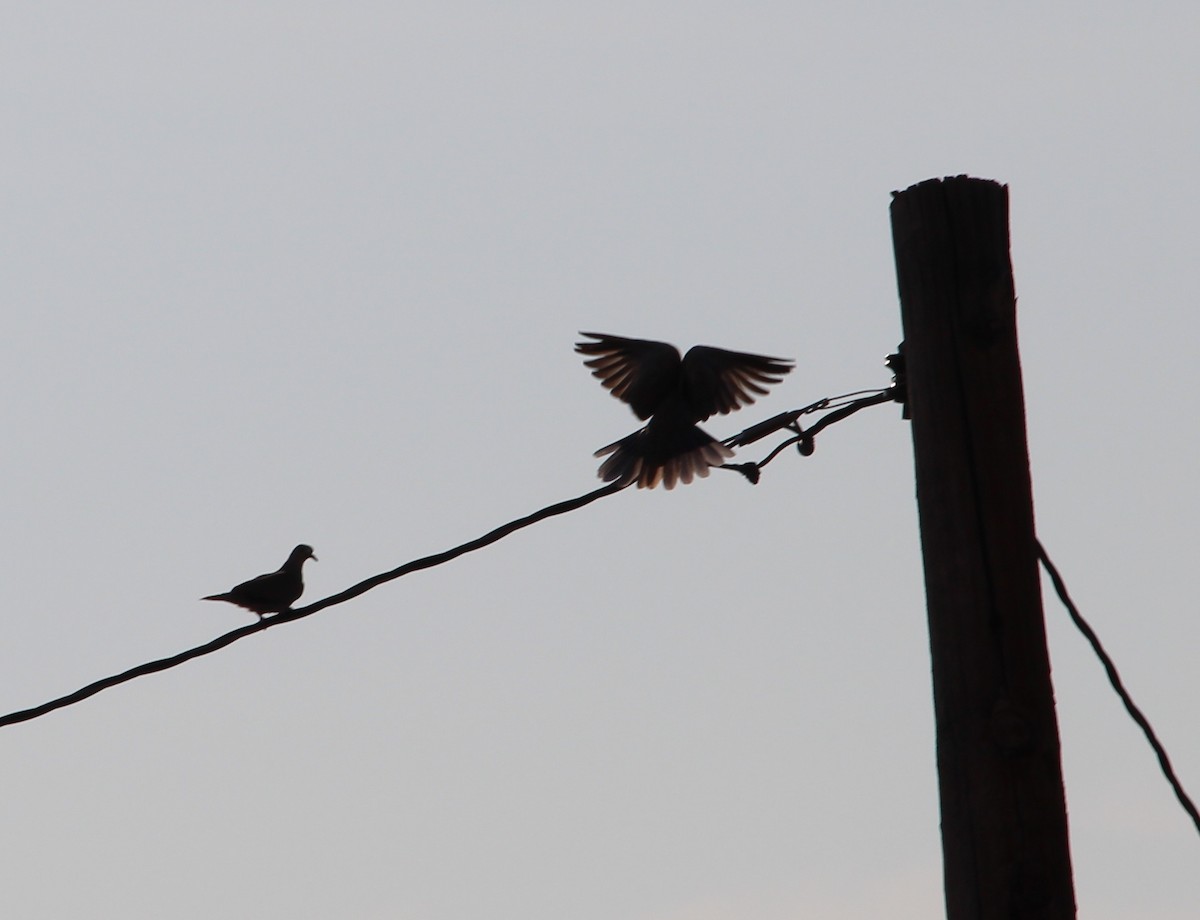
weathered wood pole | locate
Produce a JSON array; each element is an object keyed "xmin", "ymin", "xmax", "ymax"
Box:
[{"xmin": 890, "ymin": 176, "xmax": 1076, "ymax": 920}]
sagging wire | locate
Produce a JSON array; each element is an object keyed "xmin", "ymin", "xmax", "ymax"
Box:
[
  {"xmin": 0, "ymin": 481, "xmax": 627, "ymax": 729},
  {"xmin": 1038, "ymin": 541, "xmax": 1200, "ymax": 840},
  {"xmin": 0, "ymin": 352, "xmax": 902, "ymax": 729},
  {"xmin": 720, "ymin": 347, "xmax": 906, "ymax": 484}
]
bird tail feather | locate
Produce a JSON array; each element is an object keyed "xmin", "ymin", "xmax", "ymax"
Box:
[{"xmin": 594, "ymin": 426, "xmax": 734, "ymax": 490}]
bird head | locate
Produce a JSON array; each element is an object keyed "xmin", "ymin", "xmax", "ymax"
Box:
[{"xmin": 292, "ymin": 544, "xmax": 318, "ymax": 563}]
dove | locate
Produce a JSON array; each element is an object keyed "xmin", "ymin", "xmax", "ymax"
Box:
[
  {"xmin": 575, "ymin": 332, "xmax": 793, "ymax": 489},
  {"xmin": 202, "ymin": 544, "xmax": 317, "ymax": 618}
]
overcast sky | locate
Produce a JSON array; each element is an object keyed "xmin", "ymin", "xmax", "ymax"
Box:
[{"xmin": 2, "ymin": 4, "xmax": 1198, "ymax": 918}]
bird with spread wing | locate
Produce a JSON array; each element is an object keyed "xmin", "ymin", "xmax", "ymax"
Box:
[{"xmin": 576, "ymin": 332, "xmax": 793, "ymax": 489}]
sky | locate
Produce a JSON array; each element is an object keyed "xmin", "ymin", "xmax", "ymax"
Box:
[{"xmin": 2, "ymin": 4, "xmax": 1198, "ymax": 918}]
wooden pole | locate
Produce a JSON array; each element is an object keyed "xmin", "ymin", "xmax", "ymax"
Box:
[{"xmin": 890, "ymin": 176, "xmax": 1076, "ymax": 920}]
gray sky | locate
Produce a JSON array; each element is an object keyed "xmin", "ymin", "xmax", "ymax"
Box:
[{"xmin": 3, "ymin": 4, "xmax": 1198, "ymax": 918}]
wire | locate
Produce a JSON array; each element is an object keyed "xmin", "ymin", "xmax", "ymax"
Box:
[
  {"xmin": 1038, "ymin": 541, "xmax": 1200, "ymax": 840},
  {"xmin": 722, "ymin": 388, "xmax": 896, "ymax": 477},
  {"xmin": 0, "ymin": 480, "xmax": 628, "ymax": 729},
  {"xmin": 0, "ymin": 384, "xmax": 897, "ymax": 729}
]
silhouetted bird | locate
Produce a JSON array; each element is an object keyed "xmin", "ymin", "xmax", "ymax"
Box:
[
  {"xmin": 202, "ymin": 544, "xmax": 316, "ymax": 618},
  {"xmin": 576, "ymin": 332, "xmax": 793, "ymax": 489}
]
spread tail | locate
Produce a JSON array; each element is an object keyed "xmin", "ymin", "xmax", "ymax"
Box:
[{"xmin": 594, "ymin": 425, "xmax": 734, "ymax": 490}]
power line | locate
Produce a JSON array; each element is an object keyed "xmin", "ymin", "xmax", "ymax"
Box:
[
  {"xmin": 0, "ymin": 388, "xmax": 895, "ymax": 730},
  {"xmin": 1039, "ymin": 541, "xmax": 1200, "ymax": 840}
]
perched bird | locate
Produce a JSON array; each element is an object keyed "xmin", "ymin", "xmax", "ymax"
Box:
[
  {"xmin": 575, "ymin": 332, "xmax": 793, "ymax": 489},
  {"xmin": 202, "ymin": 544, "xmax": 317, "ymax": 618}
]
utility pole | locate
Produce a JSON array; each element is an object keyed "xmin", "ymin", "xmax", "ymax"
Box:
[{"xmin": 890, "ymin": 176, "xmax": 1076, "ymax": 920}]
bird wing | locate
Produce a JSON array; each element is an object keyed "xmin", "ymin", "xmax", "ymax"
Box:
[
  {"xmin": 228, "ymin": 570, "xmax": 295, "ymax": 609},
  {"xmin": 680, "ymin": 345, "xmax": 794, "ymax": 420},
  {"xmin": 575, "ymin": 333, "xmax": 683, "ymax": 420}
]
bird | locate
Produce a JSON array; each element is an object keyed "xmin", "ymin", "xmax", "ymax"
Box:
[
  {"xmin": 575, "ymin": 332, "xmax": 793, "ymax": 489},
  {"xmin": 202, "ymin": 544, "xmax": 317, "ymax": 618}
]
